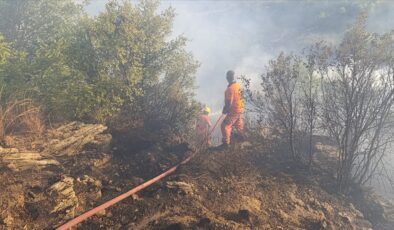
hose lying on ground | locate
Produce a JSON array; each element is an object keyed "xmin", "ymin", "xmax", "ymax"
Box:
[{"xmin": 56, "ymin": 114, "xmax": 225, "ymax": 230}]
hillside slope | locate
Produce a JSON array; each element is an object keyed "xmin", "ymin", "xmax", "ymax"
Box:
[{"xmin": 0, "ymin": 123, "xmax": 393, "ymax": 229}]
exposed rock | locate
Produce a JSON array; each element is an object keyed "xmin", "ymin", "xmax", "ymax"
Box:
[
  {"xmin": 80, "ymin": 175, "xmax": 100, "ymax": 186},
  {"xmin": 85, "ymin": 134, "xmax": 112, "ymax": 153},
  {"xmin": 47, "ymin": 176, "xmax": 78, "ymax": 219},
  {"xmin": 0, "ymin": 122, "xmax": 109, "ymax": 172},
  {"xmin": 0, "ymin": 147, "xmax": 18, "ymax": 154},
  {"xmin": 92, "ymin": 153, "xmax": 111, "ymax": 168},
  {"xmin": 0, "ymin": 149, "xmax": 59, "ymax": 171},
  {"xmin": 45, "ymin": 122, "xmax": 107, "ymax": 156},
  {"xmin": 79, "ymin": 175, "xmax": 102, "ymax": 201}
]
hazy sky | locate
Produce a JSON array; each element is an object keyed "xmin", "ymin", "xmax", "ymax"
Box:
[{"xmin": 85, "ymin": 0, "xmax": 394, "ymax": 113}]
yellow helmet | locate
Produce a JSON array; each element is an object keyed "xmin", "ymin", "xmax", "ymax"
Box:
[{"xmin": 203, "ymin": 106, "xmax": 211, "ymax": 115}]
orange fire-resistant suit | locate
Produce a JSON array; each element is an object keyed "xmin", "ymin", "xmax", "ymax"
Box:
[
  {"xmin": 221, "ymin": 82, "xmax": 244, "ymax": 144},
  {"xmin": 196, "ymin": 114, "xmax": 212, "ymax": 146}
]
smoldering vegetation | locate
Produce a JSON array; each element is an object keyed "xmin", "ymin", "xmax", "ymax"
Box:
[{"xmin": 242, "ymin": 13, "xmax": 394, "ymax": 196}]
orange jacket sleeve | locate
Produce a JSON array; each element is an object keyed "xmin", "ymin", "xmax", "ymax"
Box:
[{"xmin": 223, "ymin": 86, "xmax": 233, "ymax": 114}]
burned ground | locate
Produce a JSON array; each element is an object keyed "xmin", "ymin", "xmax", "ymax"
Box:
[{"xmin": 0, "ymin": 123, "xmax": 393, "ymax": 230}]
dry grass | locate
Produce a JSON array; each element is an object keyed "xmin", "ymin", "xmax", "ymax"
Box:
[
  {"xmin": 0, "ymin": 95, "xmax": 44, "ymax": 144},
  {"xmin": 19, "ymin": 105, "xmax": 44, "ymax": 136}
]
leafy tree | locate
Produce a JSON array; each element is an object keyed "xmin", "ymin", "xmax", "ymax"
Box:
[
  {"xmin": 0, "ymin": 34, "xmax": 30, "ymax": 100},
  {"xmin": 0, "ymin": 0, "xmax": 89, "ymax": 120},
  {"xmin": 0, "ymin": 0, "xmax": 85, "ymax": 53},
  {"xmin": 66, "ymin": 0, "xmax": 199, "ymax": 128},
  {"xmin": 0, "ymin": 0, "xmax": 199, "ymax": 129}
]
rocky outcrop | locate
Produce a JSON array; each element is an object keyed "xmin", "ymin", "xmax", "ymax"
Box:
[
  {"xmin": 77, "ymin": 175, "xmax": 103, "ymax": 202},
  {"xmin": 0, "ymin": 122, "xmax": 110, "ymax": 172},
  {"xmin": 45, "ymin": 122, "xmax": 108, "ymax": 156},
  {"xmin": 0, "ymin": 147, "xmax": 59, "ymax": 171},
  {"xmin": 47, "ymin": 176, "xmax": 78, "ymax": 219}
]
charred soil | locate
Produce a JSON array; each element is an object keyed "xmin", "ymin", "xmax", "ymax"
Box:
[{"xmin": 0, "ymin": 123, "xmax": 392, "ymax": 229}]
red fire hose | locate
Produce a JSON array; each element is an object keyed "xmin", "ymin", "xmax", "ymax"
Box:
[{"xmin": 56, "ymin": 114, "xmax": 225, "ymax": 230}]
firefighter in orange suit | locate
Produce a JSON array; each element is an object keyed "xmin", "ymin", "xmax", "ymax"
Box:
[
  {"xmin": 196, "ymin": 106, "xmax": 212, "ymax": 146},
  {"xmin": 219, "ymin": 70, "xmax": 244, "ymax": 148}
]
